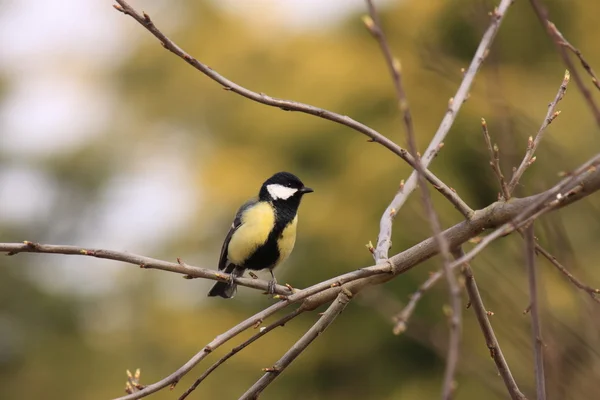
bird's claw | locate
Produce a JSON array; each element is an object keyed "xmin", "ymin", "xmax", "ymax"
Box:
[{"xmin": 267, "ymin": 279, "xmax": 277, "ymax": 295}]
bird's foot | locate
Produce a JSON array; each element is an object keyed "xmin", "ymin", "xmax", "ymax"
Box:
[{"xmin": 267, "ymin": 278, "xmax": 277, "ymax": 295}]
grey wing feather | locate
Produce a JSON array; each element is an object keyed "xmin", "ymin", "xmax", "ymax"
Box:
[{"xmin": 217, "ymin": 198, "xmax": 258, "ymax": 271}]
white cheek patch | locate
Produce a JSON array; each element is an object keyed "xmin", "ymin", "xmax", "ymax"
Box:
[{"xmin": 267, "ymin": 184, "xmax": 298, "ymax": 200}]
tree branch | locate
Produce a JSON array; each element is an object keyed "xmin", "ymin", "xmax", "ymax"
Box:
[
  {"xmin": 525, "ymin": 224, "xmax": 546, "ymax": 400},
  {"xmin": 112, "ymin": 0, "xmax": 472, "ymax": 220},
  {"xmin": 1, "ymin": 241, "xmax": 293, "ymax": 296},
  {"xmin": 508, "ymin": 70, "xmax": 570, "ymax": 194},
  {"xmin": 454, "ymin": 248, "xmax": 528, "ymax": 400},
  {"xmin": 481, "ymin": 118, "xmax": 511, "ymax": 200},
  {"xmin": 535, "ymin": 244, "xmax": 599, "ymax": 302},
  {"xmin": 374, "ymin": 0, "xmax": 515, "ymax": 261},
  {"xmin": 548, "ymin": 23, "xmax": 600, "ymax": 92},
  {"xmin": 178, "ymin": 308, "xmax": 305, "ymax": 400},
  {"xmin": 528, "ymin": 0, "xmax": 600, "ymax": 128},
  {"xmin": 238, "ymin": 290, "xmax": 352, "ymax": 400}
]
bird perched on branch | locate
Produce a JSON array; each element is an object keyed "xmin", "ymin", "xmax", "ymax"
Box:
[{"xmin": 208, "ymin": 172, "xmax": 313, "ymax": 298}]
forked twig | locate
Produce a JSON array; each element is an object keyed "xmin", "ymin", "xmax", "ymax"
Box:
[
  {"xmin": 374, "ymin": 0, "xmax": 515, "ymax": 261},
  {"xmin": 482, "ymin": 113, "xmax": 600, "ymax": 303},
  {"xmin": 508, "ymin": 70, "xmax": 570, "ymax": 194},
  {"xmin": 238, "ymin": 291, "xmax": 352, "ymax": 399},
  {"xmin": 178, "ymin": 308, "xmax": 305, "ymax": 400}
]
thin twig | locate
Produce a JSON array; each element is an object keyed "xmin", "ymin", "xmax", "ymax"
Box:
[
  {"xmin": 392, "ymin": 269, "xmax": 444, "ymax": 335},
  {"xmin": 449, "ymin": 153, "xmax": 600, "ymax": 272},
  {"xmin": 481, "ymin": 118, "xmax": 511, "ymax": 200},
  {"xmin": 112, "ymin": 0, "xmax": 472, "ymax": 220},
  {"xmin": 238, "ymin": 290, "xmax": 352, "ymax": 399},
  {"xmin": 178, "ymin": 308, "xmax": 305, "ymax": 400},
  {"xmin": 453, "ymin": 248, "xmax": 528, "ymax": 400},
  {"xmin": 113, "ymin": 300, "xmax": 291, "ymax": 400},
  {"xmin": 1, "ymin": 241, "xmax": 292, "ymax": 296},
  {"xmin": 363, "ymin": 2, "xmax": 461, "ymax": 397},
  {"xmin": 524, "ymin": 224, "xmax": 546, "ymax": 400},
  {"xmin": 528, "ymin": 0, "xmax": 600, "ymax": 128},
  {"xmin": 374, "ymin": 0, "xmax": 515, "ymax": 262},
  {"xmin": 535, "ymin": 244, "xmax": 600, "ymax": 303},
  {"xmin": 508, "ymin": 70, "xmax": 570, "ymax": 194},
  {"xmin": 481, "ymin": 115, "xmax": 599, "ymax": 303},
  {"xmin": 548, "ymin": 23, "xmax": 600, "ymax": 92}
]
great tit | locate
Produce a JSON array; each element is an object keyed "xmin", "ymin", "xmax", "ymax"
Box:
[{"xmin": 208, "ymin": 171, "xmax": 313, "ymax": 298}]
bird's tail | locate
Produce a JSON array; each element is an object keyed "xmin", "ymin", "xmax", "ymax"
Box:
[{"xmin": 207, "ymin": 266, "xmax": 244, "ymax": 299}]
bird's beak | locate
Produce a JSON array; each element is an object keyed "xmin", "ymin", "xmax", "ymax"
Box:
[{"xmin": 299, "ymin": 186, "xmax": 314, "ymax": 194}]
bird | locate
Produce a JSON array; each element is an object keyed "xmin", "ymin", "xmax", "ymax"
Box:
[{"xmin": 207, "ymin": 171, "xmax": 313, "ymax": 299}]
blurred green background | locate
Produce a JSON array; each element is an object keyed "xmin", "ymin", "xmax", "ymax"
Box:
[{"xmin": 1, "ymin": 0, "xmax": 600, "ymax": 399}]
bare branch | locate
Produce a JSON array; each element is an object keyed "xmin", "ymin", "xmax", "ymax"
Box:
[
  {"xmin": 1, "ymin": 241, "xmax": 293, "ymax": 296},
  {"xmin": 481, "ymin": 118, "xmax": 511, "ymax": 200},
  {"xmin": 179, "ymin": 308, "xmax": 305, "ymax": 400},
  {"xmin": 363, "ymin": 2, "xmax": 461, "ymax": 396},
  {"xmin": 549, "ymin": 23, "xmax": 600, "ymax": 92},
  {"xmin": 508, "ymin": 70, "xmax": 570, "ymax": 194},
  {"xmin": 528, "ymin": 0, "xmax": 600, "ymax": 128},
  {"xmin": 535, "ymin": 244, "xmax": 600, "ymax": 303},
  {"xmin": 392, "ymin": 269, "xmax": 444, "ymax": 335},
  {"xmin": 112, "ymin": 0, "xmax": 472, "ymax": 220},
  {"xmin": 112, "ymin": 300, "xmax": 292, "ymax": 400},
  {"xmin": 525, "ymin": 224, "xmax": 546, "ymax": 400},
  {"xmin": 238, "ymin": 290, "xmax": 352, "ymax": 399},
  {"xmin": 374, "ymin": 0, "xmax": 515, "ymax": 261},
  {"xmin": 480, "ymin": 115, "xmax": 599, "ymax": 303},
  {"xmin": 453, "ymin": 248, "xmax": 528, "ymax": 400}
]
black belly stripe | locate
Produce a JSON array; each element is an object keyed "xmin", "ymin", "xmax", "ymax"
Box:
[{"xmin": 242, "ymin": 201, "xmax": 297, "ymax": 271}]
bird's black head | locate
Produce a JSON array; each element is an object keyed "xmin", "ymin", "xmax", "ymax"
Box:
[{"xmin": 259, "ymin": 172, "xmax": 313, "ymax": 206}]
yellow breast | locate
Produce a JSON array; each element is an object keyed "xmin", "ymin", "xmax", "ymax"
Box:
[
  {"xmin": 227, "ymin": 202, "xmax": 275, "ymax": 265},
  {"xmin": 276, "ymin": 215, "xmax": 298, "ymax": 268}
]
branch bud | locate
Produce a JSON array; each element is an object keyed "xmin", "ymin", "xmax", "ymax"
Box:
[{"xmin": 361, "ymin": 15, "xmax": 376, "ymax": 34}]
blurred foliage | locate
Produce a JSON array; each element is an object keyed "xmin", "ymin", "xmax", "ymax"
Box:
[{"xmin": 2, "ymin": 0, "xmax": 600, "ymax": 399}]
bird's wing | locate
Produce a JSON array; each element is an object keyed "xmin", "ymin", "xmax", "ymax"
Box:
[{"xmin": 217, "ymin": 198, "xmax": 258, "ymax": 271}]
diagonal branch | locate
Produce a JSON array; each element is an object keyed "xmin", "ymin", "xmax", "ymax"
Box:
[
  {"xmin": 508, "ymin": 70, "xmax": 570, "ymax": 194},
  {"xmin": 374, "ymin": 0, "xmax": 515, "ymax": 261},
  {"xmin": 363, "ymin": 2, "xmax": 461, "ymax": 397},
  {"xmin": 238, "ymin": 290, "xmax": 352, "ymax": 399},
  {"xmin": 535, "ymin": 245, "xmax": 600, "ymax": 303},
  {"xmin": 548, "ymin": 23, "xmax": 600, "ymax": 92},
  {"xmin": 178, "ymin": 307, "xmax": 305, "ymax": 400},
  {"xmin": 528, "ymin": 0, "xmax": 600, "ymax": 128},
  {"xmin": 453, "ymin": 248, "xmax": 528, "ymax": 400},
  {"xmin": 112, "ymin": 0, "xmax": 472, "ymax": 220},
  {"xmin": 524, "ymin": 224, "xmax": 546, "ymax": 400}
]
